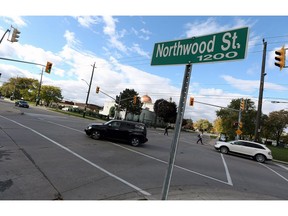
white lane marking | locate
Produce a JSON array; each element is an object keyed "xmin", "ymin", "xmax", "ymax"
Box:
[
  {"xmin": 0, "ymin": 115, "xmax": 151, "ymax": 196},
  {"xmin": 276, "ymin": 163, "xmax": 288, "ymax": 171},
  {"xmin": 221, "ymin": 154, "xmax": 233, "ymax": 186},
  {"xmin": 260, "ymin": 163, "xmax": 288, "ymax": 183},
  {"xmin": 42, "ymin": 119, "xmax": 232, "ymax": 186},
  {"xmin": 46, "ymin": 120, "xmax": 85, "ymax": 133},
  {"xmin": 110, "ymin": 142, "xmax": 232, "ymax": 186}
]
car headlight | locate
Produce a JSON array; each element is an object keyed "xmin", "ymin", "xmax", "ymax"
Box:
[{"xmin": 87, "ymin": 126, "xmax": 92, "ymax": 130}]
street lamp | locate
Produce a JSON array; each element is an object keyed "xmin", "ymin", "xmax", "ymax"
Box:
[{"xmin": 81, "ymin": 79, "xmax": 89, "ymax": 87}]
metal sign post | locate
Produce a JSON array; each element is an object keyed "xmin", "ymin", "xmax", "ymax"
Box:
[{"xmin": 161, "ymin": 63, "xmax": 192, "ymax": 200}]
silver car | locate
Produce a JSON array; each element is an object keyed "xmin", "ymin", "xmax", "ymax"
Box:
[{"xmin": 214, "ymin": 140, "xmax": 273, "ymax": 163}]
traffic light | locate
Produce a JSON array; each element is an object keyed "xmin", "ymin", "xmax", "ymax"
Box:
[
  {"xmin": 10, "ymin": 28, "xmax": 21, "ymax": 42},
  {"xmin": 133, "ymin": 95, "xmax": 137, "ymax": 104},
  {"xmin": 45, "ymin": 62, "xmax": 53, "ymax": 73},
  {"xmin": 275, "ymin": 46, "xmax": 286, "ymax": 70},
  {"xmin": 189, "ymin": 97, "xmax": 194, "ymax": 106},
  {"xmin": 96, "ymin": 86, "xmax": 100, "ymax": 93},
  {"xmin": 240, "ymin": 99, "xmax": 245, "ymax": 111}
]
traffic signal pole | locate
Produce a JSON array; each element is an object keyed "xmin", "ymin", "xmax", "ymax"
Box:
[
  {"xmin": 0, "ymin": 29, "xmax": 10, "ymax": 44},
  {"xmin": 161, "ymin": 63, "xmax": 192, "ymax": 200},
  {"xmin": 36, "ymin": 67, "xmax": 44, "ymax": 106}
]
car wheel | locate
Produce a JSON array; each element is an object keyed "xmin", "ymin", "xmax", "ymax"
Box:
[
  {"xmin": 131, "ymin": 137, "xmax": 140, "ymax": 147},
  {"xmin": 91, "ymin": 130, "xmax": 101, "ymax": 140},
  {"xmin": 220, "ymin": 146, "xmax": 229, "ymax": 154},
  {"xmin": 255, "ymin": 154, "xmax": 266, "ymax": 163}
]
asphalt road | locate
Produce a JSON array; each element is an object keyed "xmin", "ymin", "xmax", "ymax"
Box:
[{"xmin": 1, "ymin": 99, "xmax": 288, "ymax": 200}]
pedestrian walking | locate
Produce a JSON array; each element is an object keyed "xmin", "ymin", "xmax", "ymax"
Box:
[
  {"xmin": 196, "ymin": 131, "xmax": 204, "ymax": 145},
  {"xmin": 164, "ymin": 125, "xmax": 169, "ymax": 136}
]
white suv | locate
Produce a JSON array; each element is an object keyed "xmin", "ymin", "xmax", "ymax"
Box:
[{"xmin": 214, "ymin": 140, "xmax": 273, "ymax": 163}]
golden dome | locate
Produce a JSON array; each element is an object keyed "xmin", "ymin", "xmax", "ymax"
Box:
[{"xmin": 141, "ymin": 95, "xmax": 152, "ymax": 103}]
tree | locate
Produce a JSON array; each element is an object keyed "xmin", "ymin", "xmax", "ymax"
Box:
[
  {"xmin": 194, "ymin": 119, "xmax": 213, "ymax": 132},
  {"xmin": 213, "ymin": 117, "xmax": 223, "ymax": 134},
  {"xmin": 116, "ymin": 88, "xmax": 142, "ymax": 119},
  {"xmin": 182, "ymin": 118, "xmax": 194, "ymax": 130},
  {"xmin": 154, "ymin": 99, "xmax": 177, "ymax": 123},
  {"xmin": 0, "ymin": 77, "xmax": 39, "ymax": 101},
  {"xmin": 263, "ymin": 110, "xmax": 288, "ymax": 145},
  {"xmin": 40, "ymin": 85, "xmax": 63, "ymax": 106},
  {"xmin": 109, "ymin": 106, "xmax": 115, "ymax": 118},
  {"xmin": 216, "ymin": 98, "xmax": 257, "ymax": 140}
]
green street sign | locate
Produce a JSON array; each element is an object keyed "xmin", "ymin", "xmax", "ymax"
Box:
[{"xmin": 151, "ymin": 27, "xmax": 249, "ymax": 66}]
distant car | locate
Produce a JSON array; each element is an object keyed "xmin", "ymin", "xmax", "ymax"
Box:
[
  {"xmin": 84, "ymin": 120, "xmax": 148, "ymax": 147},
  {"xmin": 15, "ymin": 100, "xmax": 29, "ymax": 108},
  {"xmin": 214, "ymin": 140, "xmax": 273, "ymax": 163}
]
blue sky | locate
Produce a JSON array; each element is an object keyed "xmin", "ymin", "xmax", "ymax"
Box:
[{"xmin": 1, "ymin": 1, "xmax": 288, "ymax": 123}]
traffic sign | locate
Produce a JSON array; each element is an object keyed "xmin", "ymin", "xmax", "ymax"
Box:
[
  {"xmin": 236, "ymin": 129, "xmax": 242, "ymax": 135},
  {"xmin": 151, "ymin": 27, "xmax": 249, "ymax": 66}
]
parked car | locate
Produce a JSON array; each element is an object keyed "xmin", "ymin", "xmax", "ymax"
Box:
[
  {"xmin": 15, "ymin": 100, "xmax": 29, "ymax": 108},
  {"xmin": 84, "ymin": 120, "xmax": 148, "ymax": 147},
  {"xmin": 214, "ymin": 140, "xmax": 273, "ymax": 163}
]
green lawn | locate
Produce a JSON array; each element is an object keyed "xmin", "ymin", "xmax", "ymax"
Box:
[{"xmin": 267, "ymin": 145, "xmax": 288, "ymax": 163}]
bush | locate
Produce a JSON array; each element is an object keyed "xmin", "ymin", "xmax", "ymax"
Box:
[{"xmin": 267, "ymin": 146, "xmax": 288, "ymax": 162}]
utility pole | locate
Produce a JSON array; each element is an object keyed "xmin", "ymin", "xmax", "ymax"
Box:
[
  {"xmin": 83, "ymin": 62, "xmax": 96, "ymax": 118},
  {"xmin": 36, "ymin": 68, "xmax": 44, "ymax": 106},
  {"xmin": 254, "ymin": 39, "xmax": 267, "ymax": 142}
]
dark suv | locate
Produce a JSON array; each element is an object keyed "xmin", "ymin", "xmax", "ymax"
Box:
[{"xmin": 84, "ymin": 120, "xmax": 148, "ymax": 147}]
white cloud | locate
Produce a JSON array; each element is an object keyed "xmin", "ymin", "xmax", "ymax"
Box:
[
  {"xmin": 102, "ymin": 16, "xmax": 127, "ymax": 53},
  {"xmin": 76, "ymin": 16, "xmax": 100, "ymax": 28},
  {"xmin": 64, "ymin": 30, "xmax": 81, "ymax": 46},
  {"xmin": 3, "ymin": 16, "xmax": 27, "ymax": 27},
  {"xmin": 130, "ymin": 43, "xmax": 150, "ymax": 58},
  {"xmin": 185, "ymin": 18, "xmax": 230, "ymax": 38},
  {"xmin": 222, "ymin": 75, "xmax": 288, "ymax": 92},
  {"xmin": 199, "ymin": 88, "xmax": 224, "ymax": 96}
]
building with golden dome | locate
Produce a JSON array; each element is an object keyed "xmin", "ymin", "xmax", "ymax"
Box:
[
  {"xmin": 141, "ymin": 94, "xmax": 152, "ymax": 103},
  {"xmin": 140, "ymin": 94, "xmax": 154, "ymax": 111},
  {"xmin": 100, "ymin": 94, "xmax": 165, "ymax": 127}
]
